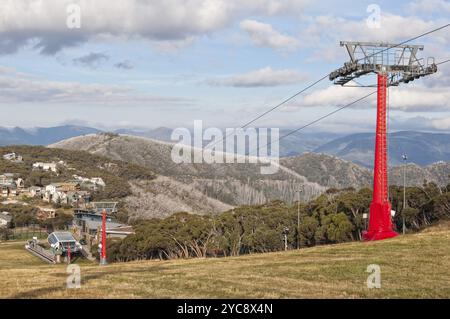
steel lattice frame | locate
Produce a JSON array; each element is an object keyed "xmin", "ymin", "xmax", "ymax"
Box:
[{"xmin": 329, "ymin": 41, "xmax": 437, "ymax": 86}]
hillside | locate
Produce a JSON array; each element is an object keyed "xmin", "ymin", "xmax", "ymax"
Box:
[
  {"xmin": 315, "ymin": 131, "xmax": 450, "ymax": 167},
  {"xmin": 1, "ymin": 223, "xmax": 449, "ymax": 298},
  {"xmin": 51, "ymin": 134, "xmax": 450, "ymax": 208},
  {"xmin": 115, "ymin": 127, "xmax": 341, "ymax": 156},
  {"xmin": 51, "ymin": 134, "xmax": 373, "ymax": 205},
  {"xmin": 0, "ymin": 145, "xmax": 230, "ymax": 219},
  {"xmin": 283, "ymin": 153, "xmax": 450, "ymax": 188}
]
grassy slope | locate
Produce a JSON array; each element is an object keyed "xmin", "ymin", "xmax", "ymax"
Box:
[{"xmin": 1, "ymin": 224, "xmax": 449, "ymax": 299}]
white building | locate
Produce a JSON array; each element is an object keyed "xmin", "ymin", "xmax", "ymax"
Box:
[
  {"xmin": 72, "ymin": 175, "xmax": 105, "ymax": 190},
  {"xmin": 0, "ymin": 173, "xmax": 14, "ymax": 186},
  {"xmin": 3, "ymin": 153, "xmax": 22, "ymax": 162},
  {"xmin": 32, "ymin": 162, "xmax": 58, "ymax": 172},
  {"xmin": 0, "ymin": 212, "xmax": 12, "ymax": 228},
  {"xmin": 90, "ymin": 177, "xmax": 105, "ymax": 187}
]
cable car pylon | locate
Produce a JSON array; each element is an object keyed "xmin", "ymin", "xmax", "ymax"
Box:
[{"xmin": 330, "ymin": 41, "xmax": 438, "ymax": 241}]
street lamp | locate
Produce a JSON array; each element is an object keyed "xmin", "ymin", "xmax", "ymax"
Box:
[
  {"xmin": 402, "ymin": 154, "xmax": 408, "ymax": 235},
  {"xmin": 296, "ymin": 185, "xmax": 305, "ymax": 249},
  {"xmin": 282, "ymin": 227, "xmax": 289, "ymax": 251}
]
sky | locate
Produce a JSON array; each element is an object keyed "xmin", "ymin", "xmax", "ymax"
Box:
[{"xmin": 0, "ymin": 0, "xmax": 449, "ymax": 133}]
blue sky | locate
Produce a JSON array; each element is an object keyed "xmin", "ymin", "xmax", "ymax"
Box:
[{"xmin": 0, "ymin": 0, "xmax": 448, "ymax": 133}]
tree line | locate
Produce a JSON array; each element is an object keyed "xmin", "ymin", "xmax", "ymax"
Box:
[{"xmin": 106, "ymin": 181, "xmax": 450, "ymax": 263}]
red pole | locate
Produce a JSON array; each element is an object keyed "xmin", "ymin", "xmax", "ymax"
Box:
[
  {"xmin": 363, "ymin": 73, "xmax": 398, "ymax": 241},
  {"xmin": 100, "ymin": 209, "xmax": 107, "ymax": 265},
  {"xmin": 68, "ymin": 244, "xmax": 71, "ymax": 264}
]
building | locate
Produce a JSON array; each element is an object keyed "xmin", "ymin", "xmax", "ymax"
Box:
[
  {"xmin": 43, "ymin": 182, "xmax": 86, "ymax": 206},
  {"xmin": 0, "ymin": 173, "xmax": 14, "ymax": 186},
  {"xmin": 45, "ymin": 182, "xmax": 80, "ymax": 194},
  {"xmin": 32, "ymin": 162, "xmax": 58, "ymax": 172},
  {"xmin": 1, "ymin": 185, "xmax": 18, "ymax": 198},
  {"xmin": 66, "ymin": 191, "xmax": 91, "ymax": 207},
  {"xmin": 28, "ymin": 186, "xmax": 43, "ymax": 197},
  {"xmin": 72, "ymin": 209, "xmax": 133, "ymax": 238},
  {"xmin": 0, "ymin": 174, "xmax": 25, "ymax": 197},
  {"xmin": 91, "ymin": 202, "xmax": 118, "ymax": 214},
  {"xmin": 0, "ymin": 212, "xmax": 12, "ymax": 228},
  {"xmin": 15, "ymin": 178, "xmax": 24, "ymax": 189},
  {"xmin": 2, "ymin": 153, "xmax": 22, "ymax": 162},
  {"xmin": 47, "ymin": 231, "xmax": 81, "ymax": 254},
  {"xmin": 72, "ymin": 175, "xmax": 106, "ymax": 190}
]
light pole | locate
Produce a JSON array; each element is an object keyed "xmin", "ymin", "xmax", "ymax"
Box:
[
  {"xmin": 402, "ymin": 154, "xmax": 408, "ymax": 235},
  {"xmin": 296, "ymin": 186, "xmax": 303, "ymax": 249},
  {"xmin": 283, "ymin": 227, "xmax": 289, "ymax": 251}
]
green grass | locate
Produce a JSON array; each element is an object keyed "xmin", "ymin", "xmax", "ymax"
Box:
[{"xmin": 1, "ymin": 223, "xmax": 449, "ymax": 299}]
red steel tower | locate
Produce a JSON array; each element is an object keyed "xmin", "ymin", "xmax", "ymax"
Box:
[
  {"xmin": 100, "ymin": 209, "xmax": 107, "ymax": 265},
  {"xmin": 329, "ymin": 42, "xmax": 437, "ymax": 241}
]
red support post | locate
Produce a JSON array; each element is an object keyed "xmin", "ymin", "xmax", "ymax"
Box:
[
  {"xmin": 67, "ymin": 244, "xmax": 71, "ymax": 264},
  {"xmin": 363, "ymin": 73, "xmax": 398, "ymax": 241},
  {"xmin": 100, "ymin": 209, "xmax": 107, "ymax": 265}
]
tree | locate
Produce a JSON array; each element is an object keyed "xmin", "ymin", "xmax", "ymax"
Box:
[{"xmin": 317, "ymin": 212, "xmax": 354, "ymax": 244}]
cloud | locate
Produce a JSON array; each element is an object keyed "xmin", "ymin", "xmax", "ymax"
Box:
[
  {"xmin": 0, "ymin": 0, "xmax": 309, "ymax": 55},
  {"xmin": 431, "ymin": 116, "xmax": 450, "ymax": 130},
  {"xmin": 114, "ymin": 60, "xmax": 134, "ymax": 70},
  {"xmin": 208, "ymin": 67, "xmax": 307, "ymax": 87},
  {"xmin": 73, "ymin": 52, "xmax": 109, "ymax": 68},
  {"xmin": 240, "ymin": 20, "xmax": 299, "ymax": 53},
  {"xmin": 298, "ymin": 82, "xmax": 450, "ymax": 112},
  {"xmin": 0, "ymin": 65, "xmax": 193, "ymax": 107},
  {"xmin": 299, "ymin": 13, "xmax": 449, "ymax": 62}
]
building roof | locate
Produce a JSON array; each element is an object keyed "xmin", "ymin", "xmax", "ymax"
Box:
[
  {"xmin": 50, "ymin": 231, "xmax": 77, "ymax": 242},
  {"xmin": 84, "ymin": 219, "xmax": 123, "ymax": 231}
]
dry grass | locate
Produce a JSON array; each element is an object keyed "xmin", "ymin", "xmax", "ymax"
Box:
[{"xmin": 1, "ymin": 224, "xmax": 449, "ymax": 299}]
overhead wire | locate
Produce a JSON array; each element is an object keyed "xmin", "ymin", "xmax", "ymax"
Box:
[{"xmin": 207, "ymin": 24, "xmax": 450, "ymax": 151}]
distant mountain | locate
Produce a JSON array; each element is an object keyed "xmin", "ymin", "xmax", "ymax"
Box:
[
  {"xmin": 0, "ymin": 125, "xmax": 101, "ymax": 146},
  {"xmin": 114, "ymin": 127, "xmax": 174, "ymax": 142},
  {"xmin": 3, "ymin": 125, "xmax": 450, "ymax": 169},
  {"xmin": 314, "ymin": 131, "xmax": 450, "ymax": 167},
  {"xmin": 114, "ymin": 127, "xmax": 341, "ymax": 156}
]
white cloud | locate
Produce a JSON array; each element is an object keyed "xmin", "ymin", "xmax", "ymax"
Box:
[
  {"xmin": 431, "ymin": 116, "xmax": 450, "ymax": 130},
  {"xmin": 299, "ymin": 13, "xmax": 449, "ymax": 62},
  {"xmin": 208, "ymin": 67, "xmax": 307, "ymax": 87},
  {"xmin": 299, "ymin": 83, "xmax": 450, "ymax": 112},
  {"xmin": 0, "ymin": 0, "xmax": 309, "ymax": 55},
  {"xmin": 0, "ymin": 65, "xmax": 193, "ymax": 107},
  {"xmin": 301, "ymin": 85, "xmax": 375, "ymax": 107},
  {"xmin": 240, "ymin": 20, "xmax": 300, "ymax": 53}
]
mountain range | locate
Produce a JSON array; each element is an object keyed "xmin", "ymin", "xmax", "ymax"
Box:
[
  {"xmin": 1, "ymin": 125, "xmax": 449, "ymax": 167},
  {"xmin": 315, "ymin": 131, "xmax": 450, "ymax": 167}
]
